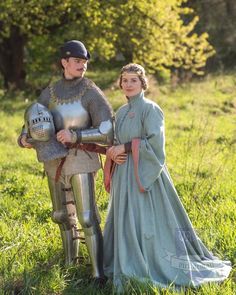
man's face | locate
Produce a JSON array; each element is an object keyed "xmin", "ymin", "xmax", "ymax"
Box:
[{"xmin": 61, "ymin": 57, "xmax": 88, "ymax": 79}]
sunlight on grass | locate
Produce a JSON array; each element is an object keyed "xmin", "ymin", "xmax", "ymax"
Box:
[{"xmin": 0, "ymin": 72, "xmax": 235, "ymax": 294}]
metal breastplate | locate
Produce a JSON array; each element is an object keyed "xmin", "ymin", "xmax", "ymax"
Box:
[{"xmin": 49, "ymin": 100, "xmax": 91, "ymax": 132}]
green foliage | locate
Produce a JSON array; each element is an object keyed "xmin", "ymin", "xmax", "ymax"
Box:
[
  {"xmin": 23, "ymin": 1, "xmax": 119, "ymax": 77},
  {"xmin": 0, "ymin": 71, "xmax": 235, "ymax": 294},
  {"xmin": 110, "ymin": 0, "xmax": 215, "ymax": 76},
  {"xmin": 0, "ymin": 0, "xmax": 215, "ymax": 89},
  {"xmin": 0, "ymin": 0, "xmax": 79, "ymax": 37},
  {"xmin": 189, "ymin": 0, "xmax": 236, "ymax": 69}
]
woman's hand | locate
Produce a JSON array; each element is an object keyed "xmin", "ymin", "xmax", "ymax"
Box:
[
  {"xmin": 20, "ymin": 134, "xmax": 33, "ymax": 149},
  {"xmin": 113, "ymin": 153, "xmax": 127, "ymax": 165},
  {"xmin": 56, "ymin": 129, "xmax": 72, "ymax": 144},
  {"xmin": 107, "ymin": 145, "xmax": 127, "ymax": 165}
]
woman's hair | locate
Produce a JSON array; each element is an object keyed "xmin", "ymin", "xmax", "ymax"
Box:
[{"xmin": 119, "ymin": 63, "xmax": 148, "ymax": 90}]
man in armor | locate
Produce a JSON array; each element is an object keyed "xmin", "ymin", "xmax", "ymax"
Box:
[{"xmin": 18, "ymin": 40, "xmax": 113, "ymax": 282}]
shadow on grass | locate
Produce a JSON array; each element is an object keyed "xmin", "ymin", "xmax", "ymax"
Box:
[{"xmin": 1, "ymin": 257, "xmax": 113, "ymax": 295}]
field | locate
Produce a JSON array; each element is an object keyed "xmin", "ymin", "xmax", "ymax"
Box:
[{"xmin": 0, "ymin": 70, "xmax": 235, "ymax": 294}]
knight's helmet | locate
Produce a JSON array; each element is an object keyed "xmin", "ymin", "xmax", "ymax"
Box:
[{"xmin": 24, "ymin": 103, "xmax": 68, "ymax": 162}]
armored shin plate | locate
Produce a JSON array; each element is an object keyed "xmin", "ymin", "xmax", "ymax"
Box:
[
  {"xmin": 47, "ymin": 176, "xmax": 80, "ymax": 265},
  {"xmin": 47, "ymin": 172, "xmax": 104, "ymax": 273},
  {"xmin": 71, "ymin": 173, "xmax": 104, "ymax": 278}
]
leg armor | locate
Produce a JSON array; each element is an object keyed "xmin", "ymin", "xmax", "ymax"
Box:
[
  {"xmin": 71, "ymin": 173, "xmax": 104, "ymax": 278},
  {"xmin": 47, "ymin": 176, "xmax": 80, "ymax": 265}
]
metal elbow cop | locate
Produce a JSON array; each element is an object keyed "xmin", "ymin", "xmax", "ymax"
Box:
[{"xmin": 79, "ymin": 119, "xmax": 114, "ymax": 145}]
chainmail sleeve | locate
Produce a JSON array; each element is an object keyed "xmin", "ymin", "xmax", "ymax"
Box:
[
  {"xmin": 79, "ymin": 83, "xmax": 114, "ymax": 145},
  {"xmin": 37, "ymin": 87, "xmax": 51, "ymax": 108},
  {"xmin": 82, "ymin": 85, "xmax": 113, "ymax": 127}
]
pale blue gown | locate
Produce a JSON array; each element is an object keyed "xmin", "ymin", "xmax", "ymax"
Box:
[{"xmin": 103, "ymin": 91, "xmax": 231, "ymax": 290}]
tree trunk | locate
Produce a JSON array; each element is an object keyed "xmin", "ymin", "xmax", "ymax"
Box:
[{"xmin": 0, "ymin": 26, "xmax": 26, "ymax": 89}]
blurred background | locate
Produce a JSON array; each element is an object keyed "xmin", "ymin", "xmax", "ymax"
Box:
[
  {"xmin": 0, "ymin": 0, "xmax": 236, "ymax": 90},
  {"xmin": 0, "ymin": 1, "xmax": 235, "ymax": 294}
]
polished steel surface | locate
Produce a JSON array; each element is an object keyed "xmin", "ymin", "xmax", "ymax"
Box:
[
  {"xmin": 50, "ymin": 100, "xmax": 90, "ymax": 131},
  {"xmin": 47, "ymin": 173, "xmax": 104, "ymax": 276},
  {"xmin": 25, "ymin": 103, "xmax": 55, "ymax": 141}
]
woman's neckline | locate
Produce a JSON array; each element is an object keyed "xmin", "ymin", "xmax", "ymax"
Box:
[{"xmin": 127, "ymin": 91, "xmax": 144, "ymax": 104}]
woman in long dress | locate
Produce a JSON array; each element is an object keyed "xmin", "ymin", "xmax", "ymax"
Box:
[{"xmin": 103, "ymin": 63, "xmax": 231, "ymax": 290}]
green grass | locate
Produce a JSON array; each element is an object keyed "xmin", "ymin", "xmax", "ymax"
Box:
[{"xmin": 0, "ymin": 71, "xmax": 235, "ymax": 294}]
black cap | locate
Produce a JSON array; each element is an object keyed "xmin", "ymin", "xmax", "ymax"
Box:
[{"xmin": 60, "ymin": 40, "xmax": 91, "ymax": 60}]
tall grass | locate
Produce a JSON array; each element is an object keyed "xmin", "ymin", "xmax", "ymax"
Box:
[{"xmin": 0, "ymin": 71, "xmax": 235, "ymax": 294}]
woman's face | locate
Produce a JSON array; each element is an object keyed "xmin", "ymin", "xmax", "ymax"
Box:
[{"xmin": 121, "ymin": 72, "xmax": 142, "ymax": 97}]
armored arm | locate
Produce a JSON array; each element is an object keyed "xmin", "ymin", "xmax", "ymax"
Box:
[
  {"xmin": 72, "ymin": 86, "xmax": 114, "ymax": 145},
  {"xmin": 72, "ymin": 119, "xmax": 113, "ymax": 145}
]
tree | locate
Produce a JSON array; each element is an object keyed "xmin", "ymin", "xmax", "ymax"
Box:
[
  {"xmin": 0, "ymin": 1, "xmax": 69, "ymax": 88},
  {"xmin": 188, "ymin": 0, "xmax": 236, "ymax": 70},
  {"xmin": 110, "ymin": 0, "xmax": 214, "ymax": 78},
  {"xmin": 0, "ymin": 0, "xmax": 110, "ymax": 89},
  {"xmin": 0, "ymin": 0, "xmax": 214, "ymax": 89}
]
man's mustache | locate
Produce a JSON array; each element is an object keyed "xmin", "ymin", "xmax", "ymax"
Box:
[{"xmin": 77, "ymin": 67, "xmax": 86, "ymax": 71}]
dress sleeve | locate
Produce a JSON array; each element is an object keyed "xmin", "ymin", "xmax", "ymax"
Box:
[{"xmin": 134, "ymin": 103, "xmax": 165, "ymax": 191}]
